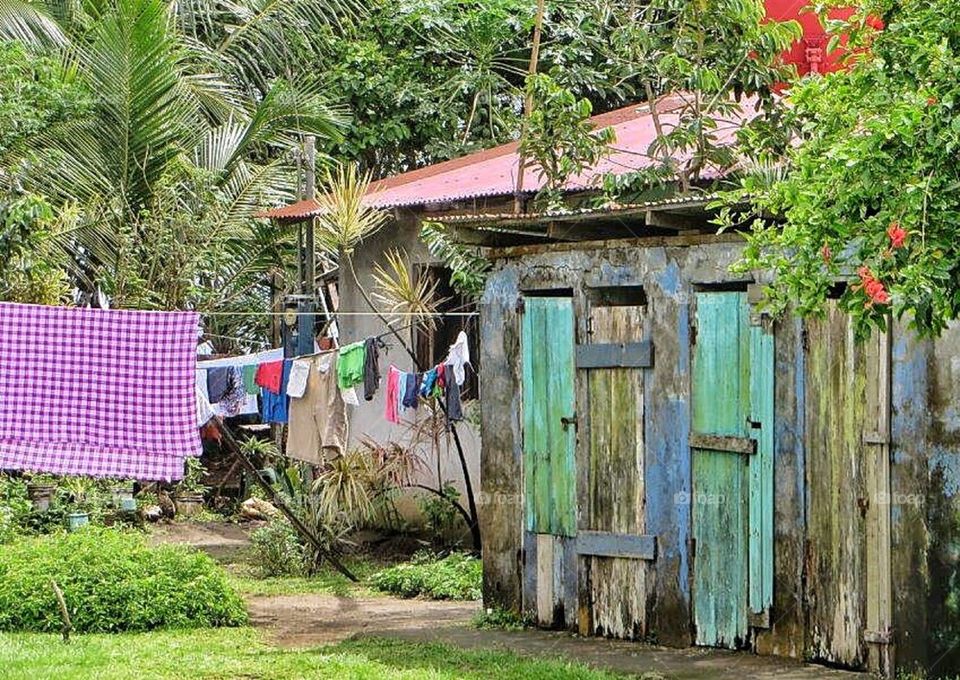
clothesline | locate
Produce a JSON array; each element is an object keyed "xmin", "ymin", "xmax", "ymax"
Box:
[{"xmin": 200, "ymin": 310, "xmax": 479, "ymax": 317}]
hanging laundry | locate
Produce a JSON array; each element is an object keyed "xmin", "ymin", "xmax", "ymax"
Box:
[
  {"xmin": 384, "ymin": 365, "xmax": 402, "ymax": 424},
  {"xmin": 241, "ymin": 364, "xmax": 259, "ymax": 395},
  {"xmin": 402, "ymin": 372, "xmax": 421, "ymax": 409},
  {"xmin": 206, "ymin": 366, "xmax": 232, "ymax": 403},
  {"xmin": 216, "ymin": 367, "xmax": 247, "ymax": 417},
  {"xmin": 419, "ymin": 367, "xmax": 438, "ymax": 398},
  {"xmin": 363, "ymin": 337, "xmax": 381, "ymax": 401},
  {"xmin": 288, "ymin": 354, "xmax": 348, "ymax": 463},
  {"xmin": 261, "ymin": 359, "xmax": 292, "ymax": 424},
  {"xmin": 445, "ymin": 363, "xmax": 464, "ymax": 427},
  {"xmin": 337, "ymin": 341, "xmax": 366, "ymax": 389},
  {"xmin": 396, "ymin": 370, "xmax": 408, "ymax": 415},
  {"xmin": 286, "ymin": 359, "xmax": 312, "ymax": 399},
  {"xmin": 196, "ymin": 383, "xmax": 215, "ymax": 428},
  {"xmin": 256, "ymin": 360, "xmax": 284, "ymax": 395},
  {"xmin": 0, "ymin": 303, "xmax": 199, "ymax": 481},
  {"xmin": 434, "ymin": 364, "xmax": 446, "ymax": 398},
  {"xmin": 445, "ymin": 330, "xmax": 471, "ymax": 386}
]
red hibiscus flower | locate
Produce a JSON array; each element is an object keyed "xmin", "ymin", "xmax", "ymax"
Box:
[{"xmin": 887, "ymin": 222, "xmax": 907, "ymax": 249}]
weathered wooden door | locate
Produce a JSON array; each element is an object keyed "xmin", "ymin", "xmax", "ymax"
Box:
[
  {"xmin": 523, "ymin": 296, "xmax": 576, "ymax": 536},
  {"xmin": 577, "ymin": 303, "xmax": 651, "ymax": 639},
  {"xmin": 522, "ymin": 296, "xmax": 577, "ymax": 627},
  {"xmin": 691, "ymin": 290, "xmax": 772, "ymax": 649},
  {"xmin": 804, "ymin": 301, "xmax": 876, "ymax": 668}
]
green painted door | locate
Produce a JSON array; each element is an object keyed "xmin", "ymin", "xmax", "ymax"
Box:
[
  {"xmin": 691, "ymin": 291, "xmax": 751, "ymax": 648},
  {"xmin": 522, "ymin": 297, "xmax": 576, "ymax": 537}
]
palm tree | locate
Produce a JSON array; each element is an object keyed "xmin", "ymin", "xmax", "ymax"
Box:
[{"xmin": 0, "ymin": 0, "xmax": 352, "ymax": 345}]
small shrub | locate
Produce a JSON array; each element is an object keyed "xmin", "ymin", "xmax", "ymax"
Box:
[
  {"xmin": 473, "ymin": 607, "xmax": 532, "ymax": 631},
  {"xmin": 0, "ymin": 527, "xmax": 248, "ymax": 633},
  {"xmin": 250, "ymin": 518, "xmax": 305, "ymax": 577},
  {"xmin": 371, "ymin": 552, "xmax": 481, "ymax": 600},
  {"xmin": 0, "ymin": 475, "xmax": 31, "ymax": 544}
]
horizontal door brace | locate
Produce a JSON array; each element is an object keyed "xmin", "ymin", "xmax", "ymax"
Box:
[{"xmin": 689, "ymin": 433, "xmax": 756, "ymax": 455}]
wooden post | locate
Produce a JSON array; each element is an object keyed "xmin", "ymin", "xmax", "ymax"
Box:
[
  {"xmin": 513, "ymin": 0, "xmax": 547, "ymax": 214},
  {"xmin": 50, "ymin": 580, "xmax": 72, "ymax": 643}
]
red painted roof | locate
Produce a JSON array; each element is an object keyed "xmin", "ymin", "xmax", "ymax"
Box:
[{"xmin": 261, "ymin": 93, "xmax": 759, "ymax": 219}]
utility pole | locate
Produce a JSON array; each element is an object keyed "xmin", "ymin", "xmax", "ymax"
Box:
[
  {"xmin": 513, "ymin": 0, "xmax": 547, "ymax": 214},
  {"xmin": 297, "ymin": 135, "xmax": 317, "ymax": 357}
]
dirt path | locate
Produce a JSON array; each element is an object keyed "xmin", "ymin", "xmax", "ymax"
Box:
[
  {"xmin": 247, "ymin": 593, "xmax": 479, "ymax": 647},
  {"xmin": 152, "ymin": 522, "xmax": 866, "ymax": 679}
]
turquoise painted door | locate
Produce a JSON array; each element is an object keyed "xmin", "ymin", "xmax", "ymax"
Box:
[
  {"xmin": 691, "ymin": 291, "xmax": 753, "ymax": 648},
  {"xmin": 522, "ymin": 297, "xmax": 576, "ymax": 537}
]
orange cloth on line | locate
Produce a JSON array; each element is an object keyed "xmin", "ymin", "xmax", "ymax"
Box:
[{"xmin": 255, "ymin": 360, "xmax": 283, "ymax": 395}]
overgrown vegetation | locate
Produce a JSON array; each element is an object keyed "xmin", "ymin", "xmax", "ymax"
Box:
[
  {"xmin": 722, "ymin": 0, "xmax": 960, "ymax": 336},
  {"xmin": 371, "ymin": 552, "xmax": 481, "ymax": 601},
  {"xmin": 0, "ymin": 528, "xmax": 247, "ymax": 633}
]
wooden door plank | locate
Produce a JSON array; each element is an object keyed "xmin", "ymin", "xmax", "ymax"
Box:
[
  {"xmin": 749, "ymin": 324, "xmax": 775, "ymax": 614},
  {"xmin": 581, "ymin": 304, "xmax": 647, "ymax": 639},
  {"xmin": 546, "ymin": 298, "xmax": 577, "ymax": 536},
  {"xmin": 536, "ymin": 533, "xmax": 555, "ymax": 625},
  {"xmin": 804, "ymin": 302, "xmax": 867, "ymax": 667},
  {"xmin": 691, "ymin": 292, "xmax": 750, "ymax": 649}
]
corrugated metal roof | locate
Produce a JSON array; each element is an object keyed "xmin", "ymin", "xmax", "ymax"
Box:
[
  {"xmin": 428, "ymin": 194, "xmax": 722, "ymax": 226},
  {"xmin": 260, "ymin": 93, "xmax": 758, "ymax": 220}
]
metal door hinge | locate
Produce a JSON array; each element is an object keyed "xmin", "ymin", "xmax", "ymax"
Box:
[{"xmin": 561, "ymin": 415, "xmax": 578, "ymax": 430}]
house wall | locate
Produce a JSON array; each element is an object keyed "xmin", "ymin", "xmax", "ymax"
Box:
[
  {"xmin": 337, "ymin": 214, "xmax": 481, "ymax": 531},
  {"xmin": 479, "ymin": 233, "xmax": 954, "ymax": 674}
]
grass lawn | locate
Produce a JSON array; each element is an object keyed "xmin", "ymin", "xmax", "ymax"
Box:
[
  {"xmin": 0, "ymin": 628, "xmax": 626, "ymax": 679},
  {"xmin": 225, "ymin": 556, "xmax": 385, "ymax": 597}
]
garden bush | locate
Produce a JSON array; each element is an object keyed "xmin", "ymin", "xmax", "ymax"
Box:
[
  {"xmin": 249, "ymin": 518, "xmax": 305, "ymax": 577},
  {"xmin": 0, "ymin": 527, "xmax": 248, "ymax": 633},
  {"xmin": 371, "ymin": 552, "xmax": 481, "ymax": 600}
]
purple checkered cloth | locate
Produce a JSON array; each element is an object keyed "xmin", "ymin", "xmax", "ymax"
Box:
[{"xmin": 0, "ymin": 303, "xmax": 200, "ymax": 481}]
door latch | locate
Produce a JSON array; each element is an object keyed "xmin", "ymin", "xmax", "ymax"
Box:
[{"xmin": 561, "ymin": 415, "xmax": 578, "ymax": 430}]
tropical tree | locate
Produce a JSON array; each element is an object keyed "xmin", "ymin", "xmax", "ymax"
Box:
[
  {"xmin": 722, "ymin": 0, "xmax": 960, "ymax": 337},
  {"xmin": 0, "ymin": 0, "xmax": 349, "ymax": 349}
]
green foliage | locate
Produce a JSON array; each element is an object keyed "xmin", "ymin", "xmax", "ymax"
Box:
[
  {"xmin": 723, "ymin": 0, "xmax": 960, "ymax": 336},
  {"xmin": 177, "ymin": 458, "xmax": 209, "ymax": 496},
  {"xmin": 472, "ymin": 607, "xmax": 532, "ymax": 631},
  {"xmin": 521, "ymin": 73, "xmax": 615, "ymax": 210},
  {"xmin": 420, "ymin": 221, "xmax": 491, "ymax": 299},
  {"xmin": 371, "ymin": 552, "xmax": 481, "ymax": 600},
  {"xmin": 0, "ymin": 476, "xmax": 31, "ymax": 545},
  {"xmin": 0, "ymin": 194, "xmax": 69, "ymax": 304},
  {"xmin": 0, "ymin": 42, "xmax": 88, "ymax": 161},
  {"xmin": 1, "ymin": 628, "xmax": 632, "ymax": 679},
  {"xmin": 249, "ymin": 518, "xmax": 305, "ymax": 578},
  {"xmin": 418, "ymin": 483, "xmax": 466, "ymax": 546},
  {"xmin": 0, "ymin": 528, "xmax": 247, "ymax": 633},
  {"xmin": 601, "ymin": 0, "xmax": 800, "ymax": 198}
]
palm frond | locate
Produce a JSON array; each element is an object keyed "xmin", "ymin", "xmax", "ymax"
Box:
[
  {"xmin": 0, "ymin": 0, "xmax": 66, "ymax": 46},
  {"xmin": 313, "ymin": 163, "xmax": 390, "ymax": 255},
  {"xmin": 371, "ymin": 248, "xmax": 444, "ymax": 330}
]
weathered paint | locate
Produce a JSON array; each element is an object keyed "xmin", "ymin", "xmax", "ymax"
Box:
[
  {"xmin": 479, "ymin": 237, "xmax": 940, "ymax": 675},
  {"xmin": 579, "ymin": 304, "xmax": 647, "ymax": 639},
  {"xmin": 479, "ymin": 270, "xmax": 524, "ymax": 612},
  {"xmin": 522, "ymin": 297, "xmax": 576, "ymax": 536},
  {"xmin": 748, "ymin": 320, "xmax": 775, "ymax": 614},
  {"xmin": 889, "ymin": 326, "xmax": 931, "ymax": 669},
  {"xmin": 691, "ymin": 291, "xmax": 750, "ymax": 648},
  {"xmin": 804, "ymin": 302, "xmax": 867, "ymax": 667}
]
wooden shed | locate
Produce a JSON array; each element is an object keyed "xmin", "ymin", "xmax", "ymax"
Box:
[{"xmin": 459, "ymin": 203, "xmax": 959, "ymax": 678}]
